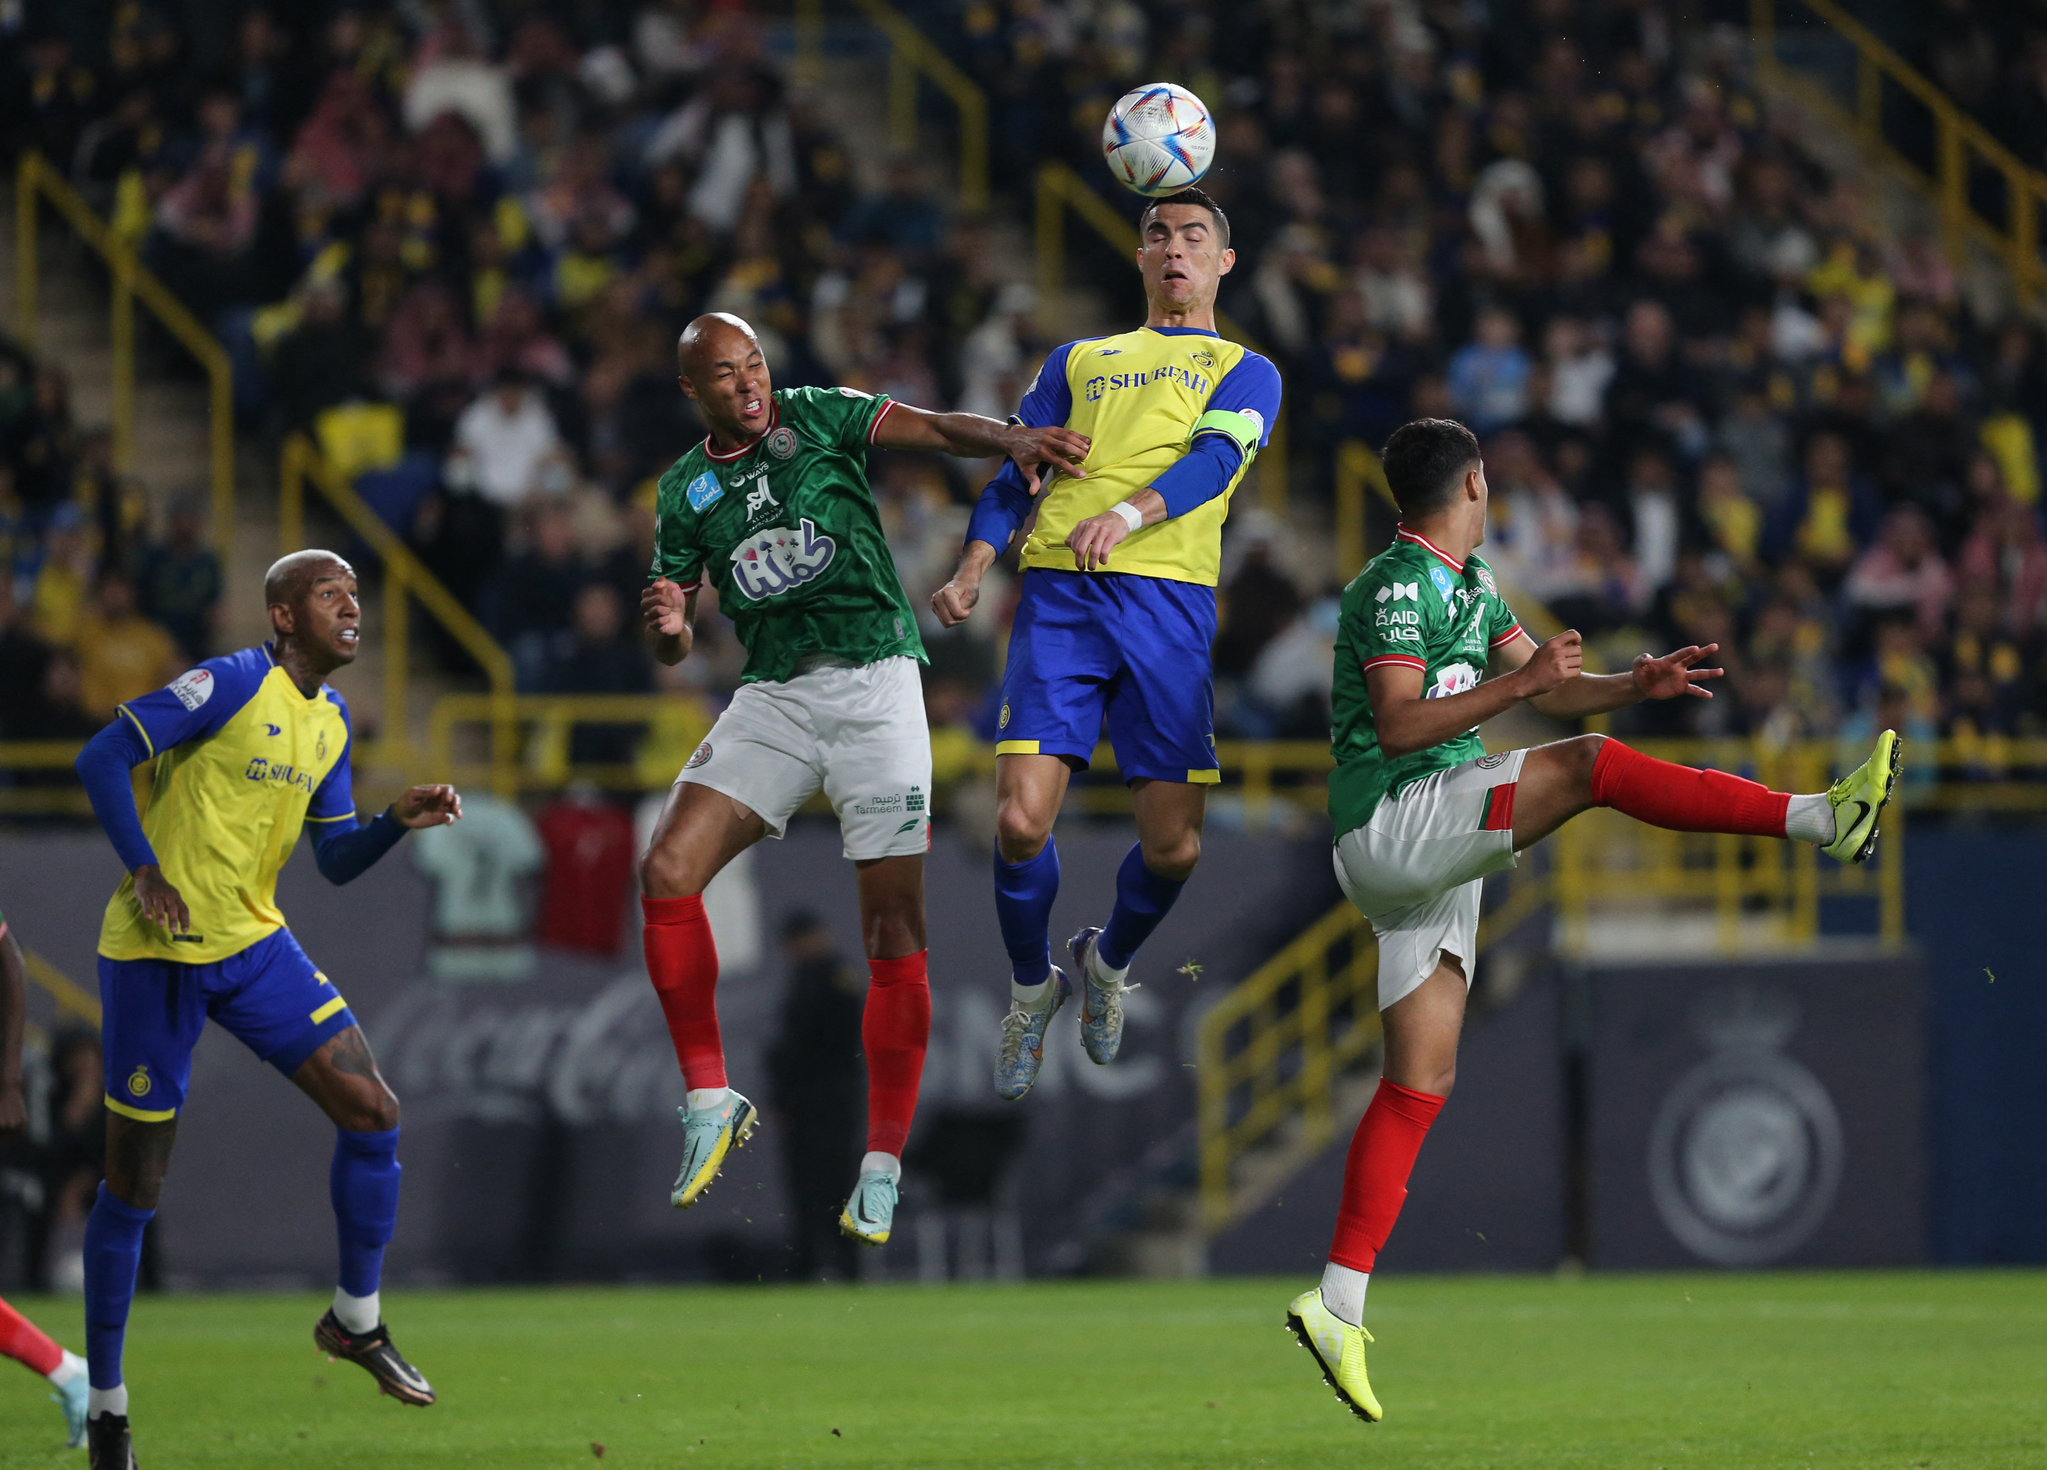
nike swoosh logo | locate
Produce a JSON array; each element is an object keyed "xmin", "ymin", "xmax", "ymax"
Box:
[{"xmin": 1844, "ymin": 800, "xmax": 1871, "ymax": 838}]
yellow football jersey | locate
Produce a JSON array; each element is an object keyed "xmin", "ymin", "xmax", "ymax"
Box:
[
  {"xmin": 1014, "ymin": 326, "xmax": 1281, "ymax": 587},
  {"xmin": 97, "ymin": 644, "xmax": 357, "ymax": 964}
]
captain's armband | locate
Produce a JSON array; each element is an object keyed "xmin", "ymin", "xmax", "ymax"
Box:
[{"xmin": 1191, "ymin": 408, "xmax": 1264, "ymax": 457}]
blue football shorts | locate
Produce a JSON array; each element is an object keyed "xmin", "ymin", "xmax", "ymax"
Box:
[
  {"xmin": 97, "ymin": 927, "xmax": 358, "ymax": 1121},
  {"xmin": 995, "ymin": 568, "xmax": 1220, "ymax": 785}
]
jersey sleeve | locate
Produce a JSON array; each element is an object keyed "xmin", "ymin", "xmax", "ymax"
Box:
[
  {"xmin": 1349, "ymin": 564, "xmax": 1434, "ymax": 675},
  {"xmin": 306, "ymin": 691, "xmax": 357, "ymax": 825},
  {"xmin": 651, "ymin": 482, "xmax": 705, "ymax": 591},
  {"xmin": 1476, "ymin": 562, "xmax": 1526, "ymax": 650},
  {"xmin": 1195, "ymin": 351, "xmax": 1282, "ymax": 455},
  {"xmin": 793, "ymin": 384, "xmax": 896, "ymax": 452},
  {"xmin": 115, "ymin": 653, "xmax": 264, "ymax": 758}
]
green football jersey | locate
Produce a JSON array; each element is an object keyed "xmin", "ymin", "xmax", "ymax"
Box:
[
  {"xmin": 1328, "ymin": 528, "xmax": 1525, "ymax": 836},
  {"xmin": 650, "ymin": 385, "xmax": 926, "ymax": 685}
]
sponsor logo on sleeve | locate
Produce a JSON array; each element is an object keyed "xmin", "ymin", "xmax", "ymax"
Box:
[
  {"xmin": 1429, "ymin": 565, "xmax": 1455, "ymax": 601},
  {"xmin": 836, "ymin": 386, "xmax": 873, "ymax": 399},
  {"xmin": 685, "ymin": 471, "xmax": 723, "ymax": 511},
  {"xmin": 168, "ymin": 667, "xmax": 214, "ymax": 710}
]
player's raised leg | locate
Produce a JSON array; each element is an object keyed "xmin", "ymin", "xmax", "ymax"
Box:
[
  {"xmin": 0, "ymin": 1295, "xmax": 88, "ymax": 1447},
  {"xmin": 992, "ymin": 752, "xmax": 1075, "ymax": 1100},
  {"xmin": 839, "ymin": 855, "xmax": 931, "ymax": 1246},
  {"xmin": 1072, "ymin": 777, "xmax": 1203, "ymax": 1065},
  {"xmin": 1504, "ymin": 730, "xmax": 1901, "ymax": 863},
  {"xmin": 291, "ymin": 1026, "xmax": 433, "ymax": 1406},
  {"xmin": 639, "ymin": 781, "xmax": 768, "ymax": 1207}
]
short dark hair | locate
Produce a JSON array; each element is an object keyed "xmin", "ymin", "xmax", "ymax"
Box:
[
  {"xmin": 1140, "ymin": 187, "xmax": 1231, "ymax": 249},
  {"xmin": 1382, "ymin": 418, "xmax": 1481, "ymax": 517}
]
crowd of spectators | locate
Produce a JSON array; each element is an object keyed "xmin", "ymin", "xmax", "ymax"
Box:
[
  {"xmin": 8, "ymin": 0, "xmax": 2047, "ymax": 776},
  {"xmin": 1903, "ymin": 0, "xmax": 2047, "ymax": 179},
  {"xmin": 0, "ymin": 335, "xmax": 218, "ymax": 754},
  {"xmin": 915, "ymin": 0, "xmax": 2047, "ymax": 748}
]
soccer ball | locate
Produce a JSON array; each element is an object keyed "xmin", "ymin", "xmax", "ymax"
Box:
[{"xmin": 1102, "ymin": 82, "xmax": 1215, "ymax": 198}]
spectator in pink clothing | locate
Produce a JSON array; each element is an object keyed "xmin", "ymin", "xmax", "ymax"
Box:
[
  {"xmin": 1958, "ymin": 499, "xmax": 2047, "ymax": 633},
  {"xmin": 1845, "ymin": 507, "xmax": 1954, "ymax": 640}
]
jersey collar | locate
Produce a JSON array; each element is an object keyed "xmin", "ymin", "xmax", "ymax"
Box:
[
  {"xmin": 1395, "ymin": 525, "xmax": 1466, "ymax": 574},
  {"xmin": 703, "ymin": 399, "xmax": 780, "ymax": 462},
  {"xmin": 1144, "ymin": 325, "xmax": 1221, "ymax": 338}
]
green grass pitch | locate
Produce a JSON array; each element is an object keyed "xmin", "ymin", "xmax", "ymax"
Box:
[{"xmin": 3, "ymin": 1272, "xmax": 2044, "ymax": 1467}]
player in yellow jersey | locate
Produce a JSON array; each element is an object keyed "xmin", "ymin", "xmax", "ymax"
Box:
[
  {"xmin": 932, "ymin": 188, "xmax": 1282, "ymax": 1098},
  {"xmin": 71, "ymin": 551, "xmax": 460, "ymax": 1468}
]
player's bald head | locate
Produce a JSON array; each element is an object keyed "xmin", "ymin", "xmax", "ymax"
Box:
[
  {"xmin": 265, "ymin": 550, "xmax": 354, "ymax": 610},
  {"xmin": 677, "ymin": 313, "xmax": 761, "ymax": 385}
]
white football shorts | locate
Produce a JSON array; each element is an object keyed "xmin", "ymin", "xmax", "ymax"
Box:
[
  {"xmin": 1331, "ymin": 747, "xmax": 1529, "ymax": 1011},
  {"xmin": 677, "ymin": 655, "xmax": 932, "ymax": 861}
]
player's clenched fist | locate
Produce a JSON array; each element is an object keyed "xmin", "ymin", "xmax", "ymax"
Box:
[
  {"xmin": 642, "ymin": 578, "xmax": 689, "ymax": 637},
  {"xmin": 1515, "ymin": 629, "xmax": 1583, "ymax": 695},
  {"xmin": 931, "ymin": 573, "xmax": 980, "ymax": 627}
]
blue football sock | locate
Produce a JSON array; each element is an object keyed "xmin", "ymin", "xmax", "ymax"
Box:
[
  {"xmin": 83, "ymin": 1184, "xmax": 154, "ymax": 1391},
  {"xmin": 993, "ymin": 838, "xmax": 1060, "ymax": 988},
  {"xmin": 331, "ymin": 1127, "xmax": 402, "ymax": 1300},
  {"xmin": 1096, "ymin": 842, "xmax": 1186, "ymax": 972}
]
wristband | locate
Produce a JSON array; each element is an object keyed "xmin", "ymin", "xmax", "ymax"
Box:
[{"xmin": 1109, "ymin": 501, "xmax": 1143, "ymax": 532}]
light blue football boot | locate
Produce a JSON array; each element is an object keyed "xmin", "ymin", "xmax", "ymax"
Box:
[
  {"xmin": 993, "ymin": 967, "xmax": 1071, "ymax": 1101},
  {"xmin": 1070, "ymin": 926, "xmax": 1134, "ymax": 1066},
  {"xmin": 670, "ymin": 1090, "xmax": 758, "ymax": 1208},
  {"xmin": 839, "ymin": 1170, "xmax": 899, "ymax": 1245},
  {"xmin": 52, "ymin": 1354, "xmax": 88, "ymax": 1448}
]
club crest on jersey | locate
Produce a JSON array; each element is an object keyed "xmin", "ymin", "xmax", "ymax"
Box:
[
  {"xmin": 765, "ymin": 426, "xmax": 797, "ymax": 460},
  {"xmin": 1476, "ymin": 565, "xmax": 1499, "ymax": 597},
  {"xmin": 686, "ymin": 740, "xmax": 712, "ymax": 769},
  {"xmin": 168, "ymin": 667, "xmax": 213, "ymax": 710},
  {"xmin": 1429, "ymin": 565, "xmax": 1455, "ymax": 601},
  {"xmin": 1189, "ymin": 346, "xmax": 1217, "ymax": 371},
  {"xmin": 730, "ymin": 518, "xmax": 836, "ymax": 600},
  {"xmin": 685, "ymin": 471, "xmax": 723, "ymax": 511}
]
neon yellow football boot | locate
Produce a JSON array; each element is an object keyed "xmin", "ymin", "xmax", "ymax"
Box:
[
  {"xmin": 1823, "ymin": 729, "xmax": 1901, "ymax": 865},
  {"xmin": 1285, "ymin": 1287, "xmax": 1383, "ymax": 1423}
]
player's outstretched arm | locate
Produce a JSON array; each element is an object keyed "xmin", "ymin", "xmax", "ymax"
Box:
[
  {"xmin": 642, "ymin": 578, "xmax": 699, "ymax": 665},
  {"xmin": 872, "ymin": 403, "xmax": 1090, "ymax": 492},
  {"xmin": 1489, "ymin": 631, "xmax": 1722, "ymax": 718},
  {"xmin": 1368, "ymin": 630, "xmax": 1585, "ymax": 758},
  {"xmin": 0, "ymin": 914, "xmax": 27, "ymax": 1131},
  {"xmin": 309, "ymin": 786, "xmax": 462, "ymax": 885}
]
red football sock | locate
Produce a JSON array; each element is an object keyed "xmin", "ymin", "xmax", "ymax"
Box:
[
  {"xmin": 1589, "ymin": 739, "xmax": 1790, "ymax": 837},
  {"xmin": 0, "ymin": 1295, "xmax": 64, "ymax": 1377},
  {"xmin": 1329, "ymin": 1080, "xmax": 1447, "ymax": 1271},
  {"xmin": 862, "ymin": 951, "xmax": 931, "ymax": 1157},
  {"xmin": 642, "ymin": 894, "xmax": 727, "ymax": 1089}
]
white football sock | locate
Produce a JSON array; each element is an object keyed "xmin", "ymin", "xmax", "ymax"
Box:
[
  {"xmin": 1086, "ymin": 938, "xmax": 1131, "ymax": 986},
  {"xmin": 332, "ymin": 1287, "xmax": 380, "ymax": 1334},
  {"xmin": 686, "ymin": 1086, "xmax": 733, "ymax": 1112},
  {"xmin": 1319, "ymin": 1262, "xmax": 1369, "ymax": 1327},
  {"xmin": 89, "ymin": 1385, "xmax": 128, "ymax": 1419},
  {"xmin": 1010, "ymin": 974, "xmax": 1052, "ymax": 1006},
  {"xmin": 48, "ymin": 1349, "xmax": 85, "ymax": 1388},
  {"xmin": 1784, "ymin": 793, "xmax": 1835, "ymax": 845},
  {"xmin": 860, "ymin": 1151, "xmax": 902, "ymax": 1181}
]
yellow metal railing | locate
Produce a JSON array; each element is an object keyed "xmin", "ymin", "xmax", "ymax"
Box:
[
  {"xmin": 24, "ymin": 948, "xmax": 101, "ymax": 1025},
  {"xmin": 1196, "ymin": 870, "xmax": 1554, "ymax": 1230},
  {"xmin": 278, "ymin": 435, "xmax": 517, "ymax": 785},
  {"xmin": 1755, "ymin": 0, "xmax": 2047, "ymax": 301},
  {"xmin": 795, "ymin": 0, "xmax": 988, "ymax": 211},
  {"xmin": 1034, "ymin": 160, "xmax": 1290, "ymax": 513},
  {"xmin": 15, "ymin": 152, "xmax": 235, "ymax": 569}
]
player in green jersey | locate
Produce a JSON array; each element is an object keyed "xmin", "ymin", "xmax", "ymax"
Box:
[
  {"xmin": 637, "ymin": 313, "xmax": 1087, "ymax": 1251},
  {"xmin": 1287, "ymin": 418, "xmax": 1901, "ymax": 1422}
]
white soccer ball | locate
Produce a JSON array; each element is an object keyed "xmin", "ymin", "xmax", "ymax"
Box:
[{"xmin": 1102, "ymin": 82, "xmax": 1215, "ymax": 199}]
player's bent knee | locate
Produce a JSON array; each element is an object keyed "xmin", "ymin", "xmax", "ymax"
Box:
[
  {"xmin": 340, "ymin": 1082, "xmax": 399, "ymax": 1134},
  {"xmin": 1141, "ymin": 829, "xmax": 1201, "ymax": 880},
  {"xmin": 995, "ymin": 801, "xmax": 1053, "ymax": 864},
  {"xmin": 637, "ymin": 842, "xmax": 705, "ymax": 900}
]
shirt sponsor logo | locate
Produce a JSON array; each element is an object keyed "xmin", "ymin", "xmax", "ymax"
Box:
[
  {"xmin": 745, "ymin": 482, "xmax": 780, "ymax": 518},
  {"xmin": 168, "ymin": 667, "xmax": 214, "ymax": 710},
  {"xmin": 1084, "ymin": 364, "xmax": 1211, "ymax": 401},
  {"xmin": 854, "ymin": 792, "xmax": 905, "ymax": 815},
  {"xmin": 1429, "ymin": 565, "xmax": 1455, "ymax": 601},
  {"xmin": 836, "ymin": 386, "xmax": 873, "ymax": 399},
  {"xmin": 685, "ymin": 471, "xmax": 723, "ymax": 511},
  {"xmin": 1375, "ymin": 582, "xmax": 1420, "ymax": 604},
  {"xmin": 729, "ymin": 518, "xmax": 837, "ymax": 600},
  {"xmin": 1424, "ymin": 662, "xmax": 1479, "ymax": 700},
  {"xmin": 244, "ymin": 757, "xmax": 316, "ymax": 793},
  {"xmin": 765, "ymin": 426, "xmax": 797, "ymax": 459}
]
